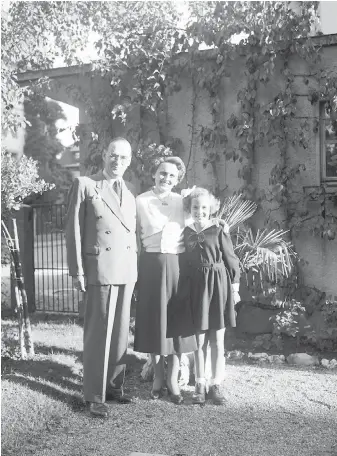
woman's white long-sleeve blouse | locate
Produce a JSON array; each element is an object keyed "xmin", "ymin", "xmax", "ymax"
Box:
[{"xmin": 136, "ymin": 190, "xmax": 185, "ymax": 254}]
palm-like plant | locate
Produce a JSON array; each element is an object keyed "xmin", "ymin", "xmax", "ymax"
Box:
[
  {"xmin": 218, "ymin": 194, "xmax": 297, "ymax": 281},
  {"xmin": 234, "ymin": 227, "xmax": 296, "ymax": 281},
  {"xmin": 217, "ymin": 194, "xmax": 257, "ymax": 232}
]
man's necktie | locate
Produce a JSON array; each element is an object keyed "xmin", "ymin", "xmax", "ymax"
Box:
[{"xmin": 113, "ymin": 180, "xmax": 122, "ymax": 204}]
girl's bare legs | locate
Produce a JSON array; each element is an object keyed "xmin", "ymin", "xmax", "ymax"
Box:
[
  {"xmin": 151, "ymin": 354, "xmax": 165, "ymax": 391},
  {"xmin": 194, "ymin": 332, "xmax": 207, "ymax": 380},
  {"xmin": 193, "ymin": 332, "xmax": 208, "ymax": 404},
  {"xmin": 208, "ymin": 328, "xmax": 226, "ymax": 405},
  {"xmin": 209, "ymin": 328, "xmax": 226, "ymax": 383},
  {"xmin": 166, "ymin": 354, "xmax": 181, "ymax": 395}
]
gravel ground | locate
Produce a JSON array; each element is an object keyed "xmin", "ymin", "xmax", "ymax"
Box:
[{"xmin": 12, "ymin": 361, "xmax": 337, "ymax": 456}]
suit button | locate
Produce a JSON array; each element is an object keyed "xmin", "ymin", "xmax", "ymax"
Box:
[
  {"xmin": 106, "ymin": 247, "xmax": 111, "ymax": 251},
  {"xmin": 105, "ymin": 230, "xmax": 111, "ymax": 234},
  {"xmin": 97, "ymin": 215, "xmax": 102, "ymax": 219}
]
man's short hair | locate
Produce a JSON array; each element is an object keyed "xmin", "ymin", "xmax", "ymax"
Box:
[{"xmin": 106, "ymin": 137, "xmax": 132, "ymax": 153}]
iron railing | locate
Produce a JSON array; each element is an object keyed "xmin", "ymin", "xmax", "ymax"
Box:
[{"xmin": 32, "ymin": 204, "xmax": 80, "ymax": 313}]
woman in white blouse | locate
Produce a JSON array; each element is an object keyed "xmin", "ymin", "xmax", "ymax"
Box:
[{"xmin": 134, "ymin": 157, "xmax": 197, "ymax": 404}]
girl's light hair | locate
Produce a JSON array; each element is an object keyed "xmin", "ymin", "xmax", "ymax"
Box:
[
  {"xmin": 152, "ymin": 156, "xmax": 186, "ymax": 183},
  {"xmin": 183, "ymin": 187, "xmax": 220, "ymax": 215}
]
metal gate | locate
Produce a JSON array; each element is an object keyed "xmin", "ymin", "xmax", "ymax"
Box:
[{"xmin": 32, "ymin": 204, "xmax": 80, "ymax": 313}]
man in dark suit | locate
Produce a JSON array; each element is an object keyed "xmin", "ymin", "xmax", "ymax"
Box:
[{"xmin": 65, "ymin": 137, "xmax": 137, "ymax": 418}]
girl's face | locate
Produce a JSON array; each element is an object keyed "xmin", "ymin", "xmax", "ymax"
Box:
[
  {"xmin": 153, "ymin": 162, "xmax": 179, "ymax": 193},
  {"xmin": 191, "ymin": 195, "xmax": 211, "ymax": 226}
]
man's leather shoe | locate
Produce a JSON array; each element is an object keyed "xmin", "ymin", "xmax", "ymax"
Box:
[
  {"xmin": 89, "ymin": 402, "xmax": 109, "ymax": 418},
  {"xmin": 150, "ymin": 386, "xmax": 166, "ymax": 400},
  {"xmin": 106, "ymin": 388, "xmax": 134, "ymax": 403}
]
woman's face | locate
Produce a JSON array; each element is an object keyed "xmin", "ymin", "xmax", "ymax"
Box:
[
  {"xmin": 191, "ymin": 195, "xmax": 211, "ymax": 226},
  {"xmin": 153, "ymin": 162, "xmax": 179, "ymax": 193}
]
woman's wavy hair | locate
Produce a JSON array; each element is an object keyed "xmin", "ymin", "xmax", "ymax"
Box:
[
  {"xmin": 183, "ymin": 187, "xmax": 220, "ymax": 215},
  {"xmin": 151, "ymin": 156, "xmax": 186, "ymax": 183}
]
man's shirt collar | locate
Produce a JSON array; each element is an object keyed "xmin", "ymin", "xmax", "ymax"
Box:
[{"xmin": 102, "ymin": 169, "xmax": 121, "ymax": 185}]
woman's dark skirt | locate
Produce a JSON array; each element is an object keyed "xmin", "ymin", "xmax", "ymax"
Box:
[{"xmin": 134, "ymin": 252, "xmax": 197, "ymax": 355}]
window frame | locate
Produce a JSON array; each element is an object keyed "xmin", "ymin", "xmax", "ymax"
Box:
[{"xmin": 320, "ymin": 100, "xmax": 337, "ymax": 184}]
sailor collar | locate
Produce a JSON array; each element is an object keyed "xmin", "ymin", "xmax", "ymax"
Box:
[{"xmin": 187, "ymin": 221, "xmax": 217, "ymax": 233}]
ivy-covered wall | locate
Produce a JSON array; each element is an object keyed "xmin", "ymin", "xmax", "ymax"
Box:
[
  {"xmin": 164, "ymin": 44, "xmax": 337, "ymax": 295},
  {"xmin": 17, "ymin": 38, "xmax": 337, "ymax": 297}
]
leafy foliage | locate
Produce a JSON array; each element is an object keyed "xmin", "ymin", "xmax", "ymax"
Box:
[
  {"xmin": 303, "ymin": 298, "xmax": 337, "ymax": 351},
  {"xmin": 217, "ymin": 194, "xmax": 257, "ymax": 232},
  {"xmin": 268, "ymin": 296, "xmax": 337, "ymax": 351},
  {"xmin": 217, "ymin": 193, "xmax": 296, "ymax": 284},
  {"xmin": 1, "ymin": 1, "xmax": 93, "ymax": 134},
  {"xmin": 23, "ymin": 95, "xmax": 73, "ymax": 203},
  {"xmin": 1, "ymin": 146, "xmax": 54, "ymax": 358},
  {"xmin": 1, "ymin": 148, "xmax": 54, "ymax": 220},
  {"xmin": 183, "ymin": 2, "xmax": 336, "ymax": 243},
  {"xmin": 2, "ymin": 1, "xmax": 336, "ymax": 312},
  {"xmin": 270, "ymin": 300, "xmax": 306, "ymax": 338},
  {"xmin": 234, "ymin": 227, "xmax": 296, "ymax": 281}
]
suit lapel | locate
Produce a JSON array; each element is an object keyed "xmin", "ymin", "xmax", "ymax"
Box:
[{"xmin": 94, "ymin": 172, "xmax": 130, "ymax": 230}]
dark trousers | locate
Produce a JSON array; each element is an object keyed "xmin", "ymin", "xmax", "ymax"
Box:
[{"xmin": 83, "ymin": 283, "xmax": 135, "ymax": 403}]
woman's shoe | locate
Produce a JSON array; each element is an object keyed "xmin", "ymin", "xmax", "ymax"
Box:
[
  {"xmin": 192, "ymin": 382, "xmax": 206, "ymax": 405},
  {"xmin": 106, "ymin": 387, "xmax": 134, "ymax": 403},
  {"xmin": 167, "ymin": 387, "xmax": 184, "ymax": 405},
  {"xmin": 89, "ymin": 402, "xmax": 109, "ymax": 418},
  {"xmin": 150, "ymin": 387, "xmax": 166, "ymax": 400}
]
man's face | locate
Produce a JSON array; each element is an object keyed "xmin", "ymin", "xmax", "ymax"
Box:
[{"xmin": 103, "ymin": 141, "xmax": 132, "ymax": 179}]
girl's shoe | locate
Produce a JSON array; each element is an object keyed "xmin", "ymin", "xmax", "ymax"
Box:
[
  {"xmin": 167, "ymin": 387, "xmax": 184, "ymax": 405},
  {"xmin": 150, "ymin": 387, "xmax": 166, "ymax": 400},
  {"xmin": 208, "ymin": 384, "xmax": 226, "ymax": 405},
  {"xmin": 192, "ymin": 382, "xmax": 206, "ymax": 405}
]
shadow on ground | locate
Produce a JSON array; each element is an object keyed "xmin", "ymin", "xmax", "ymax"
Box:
[
  {"xmin": 1, "ymin": 340, "xmax": 149, "ymax": 412},
  {"xmin": 2, "ymin": 352, "xmax": 84, "ymax": 411}
]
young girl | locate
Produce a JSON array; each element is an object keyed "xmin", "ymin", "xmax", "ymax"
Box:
[{"xmin": 170, "ymin": 187, "xmax": 240, "ymax": 405}]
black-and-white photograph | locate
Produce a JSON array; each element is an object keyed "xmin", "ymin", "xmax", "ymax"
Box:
[{"xmin": 1, "ymin": 1, "xmax": 337, "ymax": 455}]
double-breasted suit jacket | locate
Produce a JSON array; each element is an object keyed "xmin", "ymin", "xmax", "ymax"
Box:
[
  {"xmin": 65, "ymin": 170, "xmax": 137, "ymax": 404},
  {"xmin": 65, "ymin": 171, "xmax": 137, "ymax": 285}
]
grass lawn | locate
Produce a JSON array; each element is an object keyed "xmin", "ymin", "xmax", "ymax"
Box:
[
  {"xmin": 1, "ymin": 316, "xmax": 84, "ymax": 455},
  {"xmin": 2, "ymin": 315, "xmax": 337, "ymax": 456}
]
